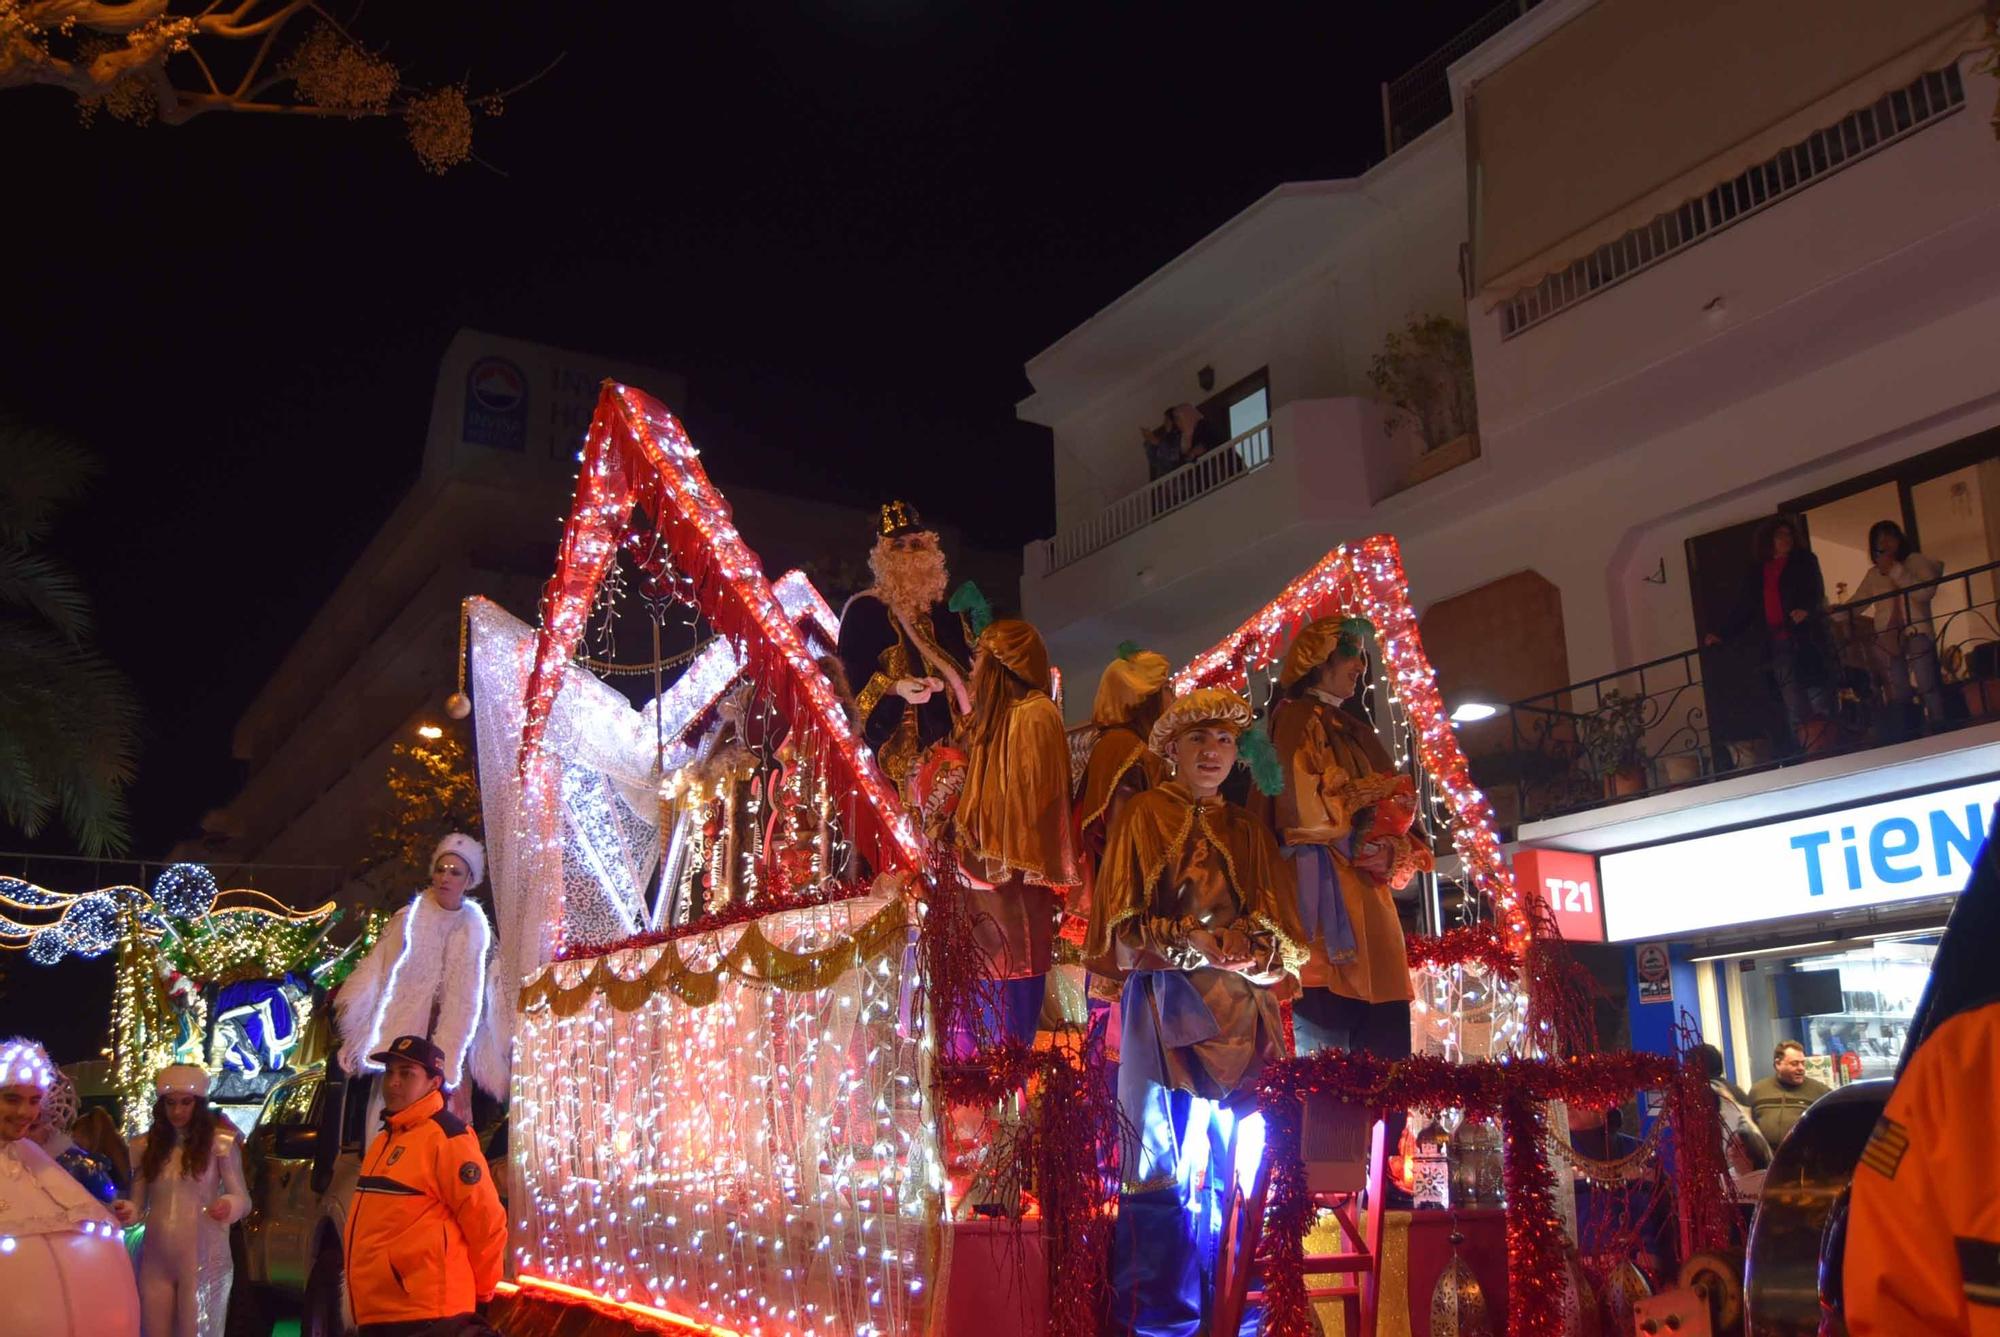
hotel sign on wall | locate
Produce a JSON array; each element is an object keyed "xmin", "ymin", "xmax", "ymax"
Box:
[{"xmin": 1597, "ymin": 778, "xmax": 2000, "ymax": 941}]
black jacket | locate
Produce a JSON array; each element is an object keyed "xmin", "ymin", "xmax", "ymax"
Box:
[{"xmin": 1716, "ymin": 550, "xmax": 1834, "ymax": 676}]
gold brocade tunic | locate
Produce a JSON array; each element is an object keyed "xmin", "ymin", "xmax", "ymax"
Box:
[
  {"xmin": 1075, "ymin": 725, "xmax": 1167, "ymax": 835},
  {"xmin": 1256, "ymin": 694, "xmax": 1430, "ymax": 1005},
  {"xmin": 954, "ymin": 691, "xmax": 1079, "ymax": 978},
  {"xmin": 1066, "ymin": 725, "xmax": 1168, "ymax": 948},
  {"xmin": 1087, "ymin": 782, "xmax": 1307, "ymax": 1101}
]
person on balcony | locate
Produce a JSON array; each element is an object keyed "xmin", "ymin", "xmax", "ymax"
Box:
[
  {"xmin": 1255, "ymin": 615, "xmax": 1433, "ymax": 1062},
  {"xmin": 1084, "ymin": 687, "xmax": 1305, "ymax": 1337},
  {"xmin": 1148, "ymin": 404, "xmax": 1222, "ymax": 511},
  {"xmin": 836, "ymin": 501, "xmax": 973, "ymax": 793},
  {"xmin": 1703, "ymin": 514, "xmax": 1835, "ymax": 753},
  {"xmin": 1852, "ymin": 519, "xmax": 1945, "ymax": 736}
]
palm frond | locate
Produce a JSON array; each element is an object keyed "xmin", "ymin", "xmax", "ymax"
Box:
[
  {"xmin": 0, "ymin": 421, "xmax": 99, "ymax": 547},
  {"xmin": 0, "ymin": 550, "xmax": 93, "ymax": 641},
  {"xmin": 0, "ymin": 628, "xmax": 139, "ymax": 856}
]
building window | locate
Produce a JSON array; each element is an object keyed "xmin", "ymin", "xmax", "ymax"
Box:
[{"xmin": 1201, "ymin": 368, "xmax": 1270, "ymax": 442}]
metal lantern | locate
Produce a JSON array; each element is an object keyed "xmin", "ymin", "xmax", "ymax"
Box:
[
  {"xmin": 1430, "ymin": 1231, "xmax": 1495, "ymax": 1337},
  {"xmin": 1450, "ymin": 1115, "xmax": 1505, "ymax": 1208}
]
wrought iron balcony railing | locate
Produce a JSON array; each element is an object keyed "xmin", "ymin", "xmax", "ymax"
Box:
[{"xmin": 1498, "ymin": 558, "xmax": 2000, "ymax": 826}]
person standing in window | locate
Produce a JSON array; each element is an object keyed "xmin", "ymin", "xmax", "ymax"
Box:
[
  {"xmin": 1852, "ymin": 519, "xmax": 1945, "ymax": 736},
  {"xmin": 1704, "ymin": 515, "xmax": 1835, "ymax": 753}
]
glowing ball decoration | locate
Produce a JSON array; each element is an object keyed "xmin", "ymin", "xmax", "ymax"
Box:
[
  {"xmin": 153, "ymin": 863, "xmax": 220, "ymax": 920},
  {"xmin": 26, "ymin": 930, "xmax": 65, "ymax": 966},
  {"xmin": 65, "ymin": 893, "xmax": 121, "ymax": 957}
]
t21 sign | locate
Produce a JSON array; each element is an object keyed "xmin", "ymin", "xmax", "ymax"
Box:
[{"xmin": 1512, "ymin": 848, "xmax": 1606, "ymax": 943}]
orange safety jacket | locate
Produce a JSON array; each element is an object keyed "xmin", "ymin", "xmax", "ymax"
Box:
[
  {"xmin": 344, "ymin": 1088, "xmax": 507, "ymax": 1326},
  {"xmin": 1845, "ymin": 997, "xmax": 2000, "ymax": 1336}
]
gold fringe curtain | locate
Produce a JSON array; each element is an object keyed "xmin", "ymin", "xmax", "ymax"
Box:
[{"xmin": 519, "ymin": 896, "xmax": 912, "ymax": 1016}]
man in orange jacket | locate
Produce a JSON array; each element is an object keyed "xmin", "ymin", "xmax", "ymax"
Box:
[
  {"xmin": 345, "ymin": 1034, "xmax": 508, "ymax": 1335},
  {"xmin": 1844, "ymin": 997, "xmax": 2000, "ymax": 1335}
]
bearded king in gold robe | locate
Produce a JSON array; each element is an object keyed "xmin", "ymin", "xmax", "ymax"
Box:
[{"xmin": 835, "ymin": 501, "xmax": 973, "ymax": 791}]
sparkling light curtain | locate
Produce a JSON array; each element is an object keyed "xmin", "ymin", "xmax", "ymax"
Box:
[
  {"xmin": 469, "ymin": 599, "xmax": 669, "ymax": 1001},
  {"xmin": 512, "ymin": 890, "xmax": 943, "ymax": 1336}
]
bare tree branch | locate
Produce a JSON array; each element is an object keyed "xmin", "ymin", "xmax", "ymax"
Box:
[{"xmin": 0, "ymin": 0, "xmax": 552, "ymax": 168}]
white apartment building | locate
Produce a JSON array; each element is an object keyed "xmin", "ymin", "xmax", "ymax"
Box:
[{"xmin": 1016, "ymin": 0, "xmax": 2000, "ymax": 1087}]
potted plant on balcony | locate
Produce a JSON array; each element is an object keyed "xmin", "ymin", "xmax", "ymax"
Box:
[
  {"xmin": 1580, "ymin": 689, "xmax": 1649, "ymax": 799},
  {"xmin": 1369, "ymin": 314, "xmax": 1478, "ymax": 490}
]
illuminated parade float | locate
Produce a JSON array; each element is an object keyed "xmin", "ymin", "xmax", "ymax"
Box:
[{"xmin": 473, "ymin": 383, "xmax": 1741, "ymax": 1337}]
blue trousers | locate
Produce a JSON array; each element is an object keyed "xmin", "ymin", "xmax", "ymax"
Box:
[{"xmin": 1109, "ymin": 1074, "xmax": 1267, "ymax": 1337}]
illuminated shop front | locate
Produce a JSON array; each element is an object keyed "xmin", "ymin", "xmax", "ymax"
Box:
[{"xmin": 1515, "ymin": 740, "xmax": 2000, "ymax": 1096}]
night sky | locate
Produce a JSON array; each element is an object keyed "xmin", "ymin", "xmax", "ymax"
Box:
[{"xmin": 4, "ymin": 2, "xmax": 1496, "ymax": 865}]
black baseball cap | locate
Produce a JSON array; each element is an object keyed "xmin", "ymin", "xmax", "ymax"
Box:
[{"xmin": 369, "ymin": 1034, "xmax": 445, "ymax": 1079}]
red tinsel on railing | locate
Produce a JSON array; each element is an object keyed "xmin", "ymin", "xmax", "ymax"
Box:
[
  {"xmin": 936, "ymin": 1035, "xmax": 1120, "ymax": 1337},
  {"xmin": 1521, "ymin": 896, "xmax": 1602, "ymax": 1061},
  {"xmin": 1252, "ymin": 1049, "xmax": 1681, "ymax": 1337},
  {"xmin": 1405, "ymin": 922, "xmax": 1518, "ymax": 975}
]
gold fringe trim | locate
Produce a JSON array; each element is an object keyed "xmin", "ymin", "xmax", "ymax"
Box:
[
  {"xmin": 1076, "ymin": 736, "xmax": 1148, "ymax": 831},
  {"xmin": 519, "ymin": 897, "xmax": 912, "ymax": 1017}
]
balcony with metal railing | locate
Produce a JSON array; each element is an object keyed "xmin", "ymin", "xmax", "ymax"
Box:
[
  {"xmin": 1494, "ymin": 559, "xmax": 2000, "ymax": 827},
  {"xmin": 1036, "ymin": 419, "xmax": 1275, "ymax": 575}
]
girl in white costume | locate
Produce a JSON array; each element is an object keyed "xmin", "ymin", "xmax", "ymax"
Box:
[
  {"xmin": 335, "ymin": 834, "xmax": 509, "ymax": 1122},
  {"xmin": 0, "ymin": 1037, "xmax": 140, "ymax": 1337},
  {"xmin": 113, "ymin": 1065, "xmax": 249, "ymax": 1337}
]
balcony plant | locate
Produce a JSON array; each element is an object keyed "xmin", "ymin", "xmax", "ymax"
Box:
[
  {"xmin": 1579, "ymin": 688, "xmax": 1649, "ymax": 799},
  {"xmin": 1369, "ymin": 314, "xmax": 1477, "ymax": 452}
]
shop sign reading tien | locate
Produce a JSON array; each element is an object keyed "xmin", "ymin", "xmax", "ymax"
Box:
[{"xmin": 1597, "ymin": 777, "xmax": 2000, "ymax": 941}]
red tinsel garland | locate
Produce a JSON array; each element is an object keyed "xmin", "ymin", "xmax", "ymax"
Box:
[
  {"xmin": 1522, "ymin": 897, "xmax": 1603, "ymax": 1060},
  {"xmin": 1405, "ymin": 923, "xmax": 1518, "ymax": 975},
  {"xmin": 518, "ymin": 384, "xmax": 924, "ymax": 931},
  {"xmin": 1666, "ymin": 1016, "xmax": 1739, "ymax": 1260},
  {"xmin": 1253, "ymin": 1049, "xmax": 1680, "ymax": 1337},
  {"xmin": 936, "ymin": 1033, "xmax": 1120, "ymax": 1337}
]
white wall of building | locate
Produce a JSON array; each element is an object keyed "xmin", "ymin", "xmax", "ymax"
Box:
[{"xmin": 1018, "ymin": 35, "xmax": 2000, "ymax": 716}]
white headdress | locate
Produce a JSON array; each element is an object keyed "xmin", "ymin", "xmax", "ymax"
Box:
[
  {"xmin": 433, "ymin": 833, "xmax": 485, "ymax": 887},
  {"xmin": 154, "ymin": 1063, "xmax": 211, "ymax": 1098},
  {"xmin": 0, "ymin": 1037, "xmax": 56, "ymax": 1091}
]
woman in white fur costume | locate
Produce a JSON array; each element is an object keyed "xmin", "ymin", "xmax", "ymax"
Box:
[
  {"xmin": 335, "ymin": 834, "xmax": 509, "ymax": 1119},
  {"xmin": 0, "ymin": 1037, "xmax": 140, "ymax": 1337}
]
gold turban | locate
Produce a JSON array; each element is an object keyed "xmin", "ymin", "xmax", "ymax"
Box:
[
  {"xmin": 1092, "ymin": 649, "xmax": 1172, "ymax": 728},
  {"xmin": 978, "ymin": 619, "xmax": 1052, "ymax": 694},
  {"xmin": 1277, "ymin": 615, "xmax": 1371, "ymax": 688},
  {"xmin": 1147, "ymin": 686, "xmax": 1255, "ymax": 755}
]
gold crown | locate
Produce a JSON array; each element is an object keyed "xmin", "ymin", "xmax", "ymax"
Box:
[{"xmin": 878, "ymin": 500, "xmax": 925, "ymax": 538}]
